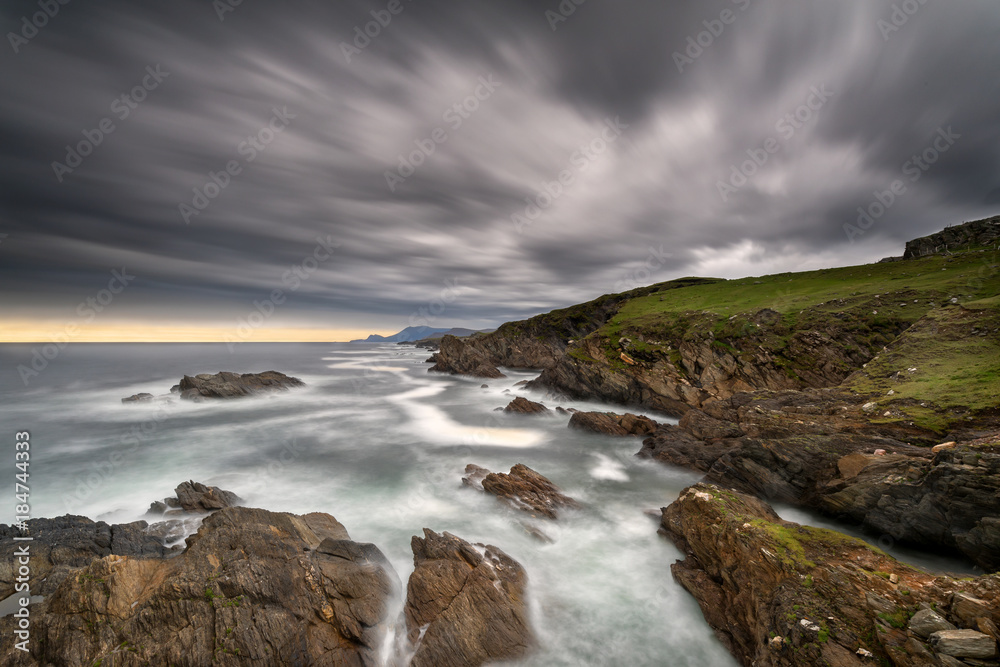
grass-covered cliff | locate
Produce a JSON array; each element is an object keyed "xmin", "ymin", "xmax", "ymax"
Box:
[{"xmin": 442, "ymin": 215, "xmax": 1000, "ymax": 434}]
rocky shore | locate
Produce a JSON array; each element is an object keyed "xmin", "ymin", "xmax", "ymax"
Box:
[
  {"xmin": 1, "ymin": 484, "xmax": 533, "ymax": 667},
  {"xmin": 661, "ymin": 482, "xmax": 999, "ymax": 667}
]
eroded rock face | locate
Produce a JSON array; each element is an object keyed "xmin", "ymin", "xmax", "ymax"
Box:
[
  {"xmin": 503, "ymin": 396, "xmax": 550, "ymax": 414},
  {"xmin": 463, "ymin": 463, "xmax": 580, "ymax": 519},
  {"xmin": 0, "ymin": 516, "xmax": 170, "ymax": 599},
  {"xmin": 0, "ymin": 507, "xmax": 399, "ymax": 667},
  {"xmin": 178, "ymin": 370, "xmax": 305, "ymax": 400},
  {"xmin": 568, "ymin": 410, "xmax": 658, "ymax": 436},
  {"xmin": 404, "ymin": 529, "xmax": 534, "ymax": 667},
  {"xmin": 660, "ymin": 482, "xmax": 1000, "ymax": 667},
  {"xmin": 428, "ymin": 335, "xmax": 506, "ymax": 378}
]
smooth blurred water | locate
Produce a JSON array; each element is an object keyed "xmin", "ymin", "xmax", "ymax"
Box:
[{"xmin": 0, "ymin": 342, "xmax": 973, "ymax": 664}]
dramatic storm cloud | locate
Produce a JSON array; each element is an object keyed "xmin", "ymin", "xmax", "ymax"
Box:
[{"xmin": 1, "ymin": 0, "xmax": 998, "ymax": 340}]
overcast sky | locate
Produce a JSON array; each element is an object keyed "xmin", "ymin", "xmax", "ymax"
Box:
[{"xmin": 1, "ymin": 0, "xmax": 998, "ymax": 341}]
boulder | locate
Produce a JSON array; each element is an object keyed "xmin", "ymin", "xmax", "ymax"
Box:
[
  {"xmin": 0, "ymin": 507, "xmax": 399, "ymax": 666},
  {"xmin": 121, "ymin": 392, "xmax": 154, "ymax": 403},
  {"xmin": 503, "ymin": 396, "xmax": 550, "ymax": 414},
  {"xmin": 908, "ymin": 608, "xmax": 956, "ymax": 638},
  {"xmin": 568, "ymin": 411, "xmax": 658, "ymax": 436},
  {"xmin": 404, "ymin": 529, "xmax": 534, "ymax": 666},
  {"xmin": 178, "ymin": 370, "xmax": 305, "ymax": 400},
  {"xmin": 465, "ymin": 463, "xmax": 580, "ymax": 520},
  {"xmin": 928, "ymin": 629, "xmax": 998, "ymax": 659}
]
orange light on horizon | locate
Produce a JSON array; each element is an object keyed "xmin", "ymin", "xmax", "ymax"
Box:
[{"xmin": 0, "ymin": 321, "xmax": 396, "ymax": 344}]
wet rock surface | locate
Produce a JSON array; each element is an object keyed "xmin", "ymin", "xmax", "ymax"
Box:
[
  {"xmin": 147, "ymin": 480, "xmax": 243, "ymax": 515},
  {"xmin": 503, "ymin": 396, "xmax": 550, "ymax": 414},
  {"xmin": 568, "ymin": 410, "xmax": 658, "ymax": 436},
  {"xmin": 404, "ymin": 529, "xmax": 534, "ymax": 667},
  {"xmin": 462, "ymin": 463, "xmax": 580, "ymax": 519}
]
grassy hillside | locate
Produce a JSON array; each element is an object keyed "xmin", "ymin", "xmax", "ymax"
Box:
[{"xmin": 583, "ymin": 245, "xmax": 1000, "ymax": 432}]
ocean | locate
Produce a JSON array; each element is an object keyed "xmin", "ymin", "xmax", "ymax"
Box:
[{"xmin": 0, "ymin": 342, "xmax": 973, "ymax": 665}]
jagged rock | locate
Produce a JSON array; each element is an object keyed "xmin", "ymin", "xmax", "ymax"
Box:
[
  {"xmin": 463, "ymin": 463, "xmax": 580, "ymax": 519},
  {"xmin": 503, "ymin": 396, "xmax": 550, "ymax": 414},
  {"xmin": 908, "ymin": 608, "xmax": 956, "ymax": 638},
  {"xmin": 568, "ymin": 410, "xmax": 658, "ymax": 436},
  {"xmin": 404, "ymin": 529, "xmax": 534, "ymax": 667},
  {"xmin": 952, "ymin": 592, "xmax": 995, "ymax": 626},
  {"xmin": 0, "ymin": 516, "xmax": 170, "ymax": 599},
  {"xmin": 428, "ymin": 335, "xmax": 506, "ymax": 378},
  {"xmin": 121, "ymin": 392, "xmax": 154, "ymax": 403},
  {"xmin": 178, "ymin": 370, "xmax": 304, "ymax": 400},
  {"xmin": 660, "ymin": 482, "xmax": 1000, "ymax": 667},
  {"xmin": 903, "ymin": 216, "xmax": 1000, "ymax": 259},
  {"xmin": 0, "ymin": 507, "xmax": 399, "ymax": 666},
  {"xmin": 173, "ymin": 480, "xmax": 242, "ymax": 512},
  {"xmin": 678, "ymin": 408, "xmax": 743, "ymax": 440},
  {"xmin": 928, "ymin": 629, "xmax": 998, "ymax": 659}
]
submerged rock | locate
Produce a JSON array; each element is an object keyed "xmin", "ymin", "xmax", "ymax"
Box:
[
  {"xmin": 404, "ymin": 529, "xmax": 534, "ymax": 667},
  {"xmin": 660, "ymin": 482, "xmax": 1000, "ymax": 667},
  {"xmin": 463, "ymin": 463, "xmax": 580, "ymax": 519},
  {"xmin": 177, "ymin": 370, "xmax": 304, "ymax": 400},
  {"xmin": 568, "ymin": 410, "xmax": 658, "ymax": 436},
  {"xmin": 121, "ymin": 392, "xmax": 154, "ymax": 403}
]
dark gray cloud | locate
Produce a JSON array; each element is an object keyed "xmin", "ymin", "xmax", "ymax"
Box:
[{"xmin": 1, "ymin": 0, "xmax": 999, "ymax": 336}]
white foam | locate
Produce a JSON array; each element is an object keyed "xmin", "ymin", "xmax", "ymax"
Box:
[{"xmin": 589, "ymin": 453, "xmax": 630, "ymax": 482}]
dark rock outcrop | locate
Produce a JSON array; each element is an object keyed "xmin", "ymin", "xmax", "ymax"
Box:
[
  {"xmin": 503, "ymin": 396, "xmax": 550, "ymax": 414},
  {"xmin": 568, "ymin": 410, "xmax": 658, "ymax": 436},
  {"xmin": 404, "ymin": 529, "xmax": 534, "ymax": 667},
  {"xmin": 903, "ymin": 215, "xmax": 1000, "ymax": 259},
  {"xmin": 428, "ymin": 335, "xmax": 506, "ymax": 378},
  {"xmin": 660, "ymin": 482, "xmax": 1000, "ymax": 667},
  {"xmin": 147, "ymin": 480, "xmax": 243, "ymax": 515},
  {"xmin": 0, "ymin": 517, "xmax": 170, "ymax": 599},
  {"xmin": 1, "ymin": 506, "xmax": 400, "ymax": 667},
  {"xmin": 177, "ymin": 370, "xmax": 304, "ymax": 400},
  {"xmin": 121, "ymin": 392, "xmax": 154, "ymax": 403},
  {"xmin": 462, "ymin": 463, "xmax": 580, "ymax": 519}
]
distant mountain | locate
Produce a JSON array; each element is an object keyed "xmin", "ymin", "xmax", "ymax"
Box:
[
  {"xmin": 414, "ymin": 327, "xmax": 495, "ymax": 341},
  {"xmin": 349, "ymin": 326, "xmax": 451, "ymax": 343}
]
